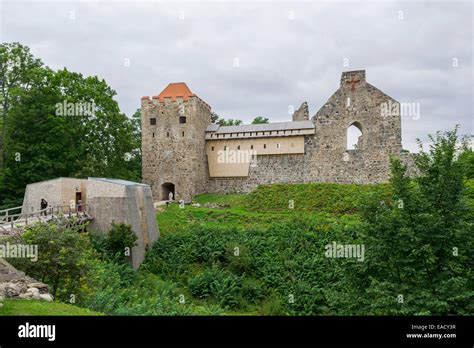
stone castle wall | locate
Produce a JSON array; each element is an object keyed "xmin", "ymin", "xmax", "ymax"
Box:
[
  {"xmin": 205, "ymin": 136, "xmax": 414, "ymax": 194},
  {"xmin": 142, "ymin": 71, "xmax": 412, "ymax": 200}
]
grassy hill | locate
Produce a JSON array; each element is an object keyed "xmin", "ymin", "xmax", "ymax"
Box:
[
  {"xmin": 146, "ymin": 179, "xmax": 473, "ymax": 316},
  {"xmin": 156, "ymin": 183, "xmax": 390, "ymax": 236},
  {"xmin": 3, "ymin": 178, "xmax": 472, "ymax": 316},
  {"xmin": 148, "ymin": 183, "xmax": 391, "ymax": 315}
]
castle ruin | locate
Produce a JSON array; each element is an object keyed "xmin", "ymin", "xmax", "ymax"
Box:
[{"xmin": 141, "ymin": 70, "xmax": 411, "ymax": 202}]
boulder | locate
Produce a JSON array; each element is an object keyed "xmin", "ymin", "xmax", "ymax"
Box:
[
  {"xmin": 27, "ymin": 282, "xmax": 49, "ymax": 294},
  {"xmin": 27, "ymin": 287, "xmax": 40, "ymax": 296},
  {"xmin": 4, "ymin": 283, "xmax": 21, "ymax": 297},
  {"xmin": 39, "ymin": 294, "xmax": 54, "ymax": 302},
  {"xmin": 19, "ymin": 292, "xmax": 33, "ymax": 299}
]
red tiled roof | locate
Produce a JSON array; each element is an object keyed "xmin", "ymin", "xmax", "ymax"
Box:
[{"xmin": 153, "ymin": 82, "xmax": 195, "ymax": 102}]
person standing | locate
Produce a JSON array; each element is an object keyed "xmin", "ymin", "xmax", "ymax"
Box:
[{"xmin": 40, "ymin": 198, "xmax": 48, "ymax": 216}]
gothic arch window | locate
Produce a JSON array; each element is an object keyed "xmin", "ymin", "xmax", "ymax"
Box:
[{"xmin": 347, "ymin": 122, "xmax": 363, "ymax": 150}]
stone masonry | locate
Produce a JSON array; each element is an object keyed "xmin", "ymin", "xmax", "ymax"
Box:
[{"xmin": 141, "ymin": 71, "xmax": 414, "ymax": 200}]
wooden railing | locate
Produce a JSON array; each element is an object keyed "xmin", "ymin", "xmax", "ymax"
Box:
[{"xmin": 0, "ymin": 204, "xmax": 91, "ymax": 232}]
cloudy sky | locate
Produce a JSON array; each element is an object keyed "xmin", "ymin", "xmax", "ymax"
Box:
[{"xmin": 1, "ymin": 0, "xmax": 472, "ymax": 152}]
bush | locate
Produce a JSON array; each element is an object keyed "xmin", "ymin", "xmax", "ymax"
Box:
[
  {"xmin": 241, "ymin": 278, "xmax": 265, "ymax": 304},
  {"xmin": 105, "ymin": 222, "xmax": 137, "ymax": 260},
  {"xmin": 188, "ymin": 267, "xmax": 242, "ymax": 309},
  {"xmin": 260, "ymin": 294, "xmax": 285, "ymax": 316},
  {"xmin": 9, "ymin": 223, "xmax": 94, "ymax": 300},
  {"xmin": 80, "ymin": 259, "xmax": 195, "ymax": 315}
]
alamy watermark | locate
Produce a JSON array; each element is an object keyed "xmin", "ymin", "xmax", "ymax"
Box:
[
  {"xmin": 55, "ymin": 100, "xmax": 96, "ymax": 117},
  {"xmin": 217, "ymin": 149, "xmax": 258, "ymax": 167},
  {"xmin": 0, "ymin": 242, "xmax": 38, "ymax": 262},
  {"xmin": 325, "ymin": 242, "xmax": 365, "ymax": 262},
  {"xmin": 380, "ymin": 100, "xmax": 420, "ymax": 120}
]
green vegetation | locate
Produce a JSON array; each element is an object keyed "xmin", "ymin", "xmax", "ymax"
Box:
[
  {"xmin": 103, "ymin": 222, "xmax": 138, "ymax": 262},
  {"xmin": 5, "ymin": 128, "xmax": 471, "ymax": 316},
  {"xmin": 0, "ymin": 42, "xmax": 141, "ymax": 208},
  {"xmin": 9, "ymin": 223, "xmax": 93, "ymax": 298},
  {"xmin": 0, "ymin": 43, "xmax": 471, "ymax": 316},
  {"xmin": 251, "ymin": 116, "xmax": 269, "ymax": 124},
  {"xmin": 146, "ymin": 128, "xmax": 473, "ymax": 315},
  {"xmin": 246, "ymin": 182, "xmax": 391, "ymax": 214},
  {"xmin": 0, "ymin": 299, "xmax": 102, "ymax": 316}
]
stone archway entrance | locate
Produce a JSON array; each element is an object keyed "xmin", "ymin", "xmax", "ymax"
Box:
[{"xmin": 161, "ymin": 182, "xmax": 175, "ymax": 201}]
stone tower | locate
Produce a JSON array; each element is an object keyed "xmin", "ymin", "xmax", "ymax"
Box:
[
  {"xmin": 141, "ymin": 82, "xmax": 211, "ymax": 202},
  {"xmin": 312, "ymin": 70, "xmax": 403, "ymax": 183}
]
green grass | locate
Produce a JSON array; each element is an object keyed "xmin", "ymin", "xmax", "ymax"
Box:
[
  {"xmin": 0, "ymin": 299, "xmax": 102, "ymax": 316},
  {"xmin": 246, "ymin": 182, "xmax": 391, "ymax": 214},
  {"xmin": 156, "ymin": 184, "xmax": 371, "ymax": 236}
]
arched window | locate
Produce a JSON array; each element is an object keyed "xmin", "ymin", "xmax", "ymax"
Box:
[{"xmin": 347, "ymin": 122, "xmax": 363, "ymax": 150}]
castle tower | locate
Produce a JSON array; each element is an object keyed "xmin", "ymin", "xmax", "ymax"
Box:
[
  {"xmin": 312, "ymin": 70, "xmax": 403, "ymax": 183},
  {"xmin": 141, "ymin": 82, "xmax": 211, "ymax": 202}
]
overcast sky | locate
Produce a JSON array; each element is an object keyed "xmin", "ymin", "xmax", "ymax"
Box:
[{"xmin": 1, "ymin": 0, "xmax": 472, "ymax": 152}]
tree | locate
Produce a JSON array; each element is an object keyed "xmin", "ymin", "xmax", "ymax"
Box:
[
  {"xmin": 354, "ymin": 128, "xmax": 473, "ymax": 315},
  {"xmin": 210, "ymin": 112, "xmax": 220, "ymax": 124},
  {"xmin": 1, "ymin": 67, "xmax": 140, "ymax": 205},
  {"xmin": 0, "ymin": 43, "xmax": 44, "ymax": 170},
  {"xmin": 9, "ymin": 223, "xmax": 94, "ymax": 299},
  {"xmin": 218, "ymin": 118, "xmax": 242, "ymax": 126},
  {"xmin": 457, "ymin": 146, "xmax": 474, "ymax": 180},
  {"xmin": 251, "ymin": 116, "xmax": 269, "ymax": 124},
  {"xmin": 122, "ymin": 108, "xmax": 142, "ymax": 181}
]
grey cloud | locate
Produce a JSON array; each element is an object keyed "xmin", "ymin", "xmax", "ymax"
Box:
[{"xmin": 1, "ymin": 0, "xmax": 472, "ymax": 152}]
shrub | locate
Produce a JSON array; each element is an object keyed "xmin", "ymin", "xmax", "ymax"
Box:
[
  {"xmin": 260, "ymin": 294, "xmax": 285, "ymax": 316},
  {"xmin": 9, "ymin": 223, "xmax": 94, "ymax": 300},
  {"xmin": 241, "ymin": 278, "xmax": 265, "ymax": 304},
  {"xmin": 105, "ymin": 222, "xmax": 137, "ymax": 262},
  {"xmin": 188, "ymin": 267, "xmax": 242, "ymax": 309}
]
